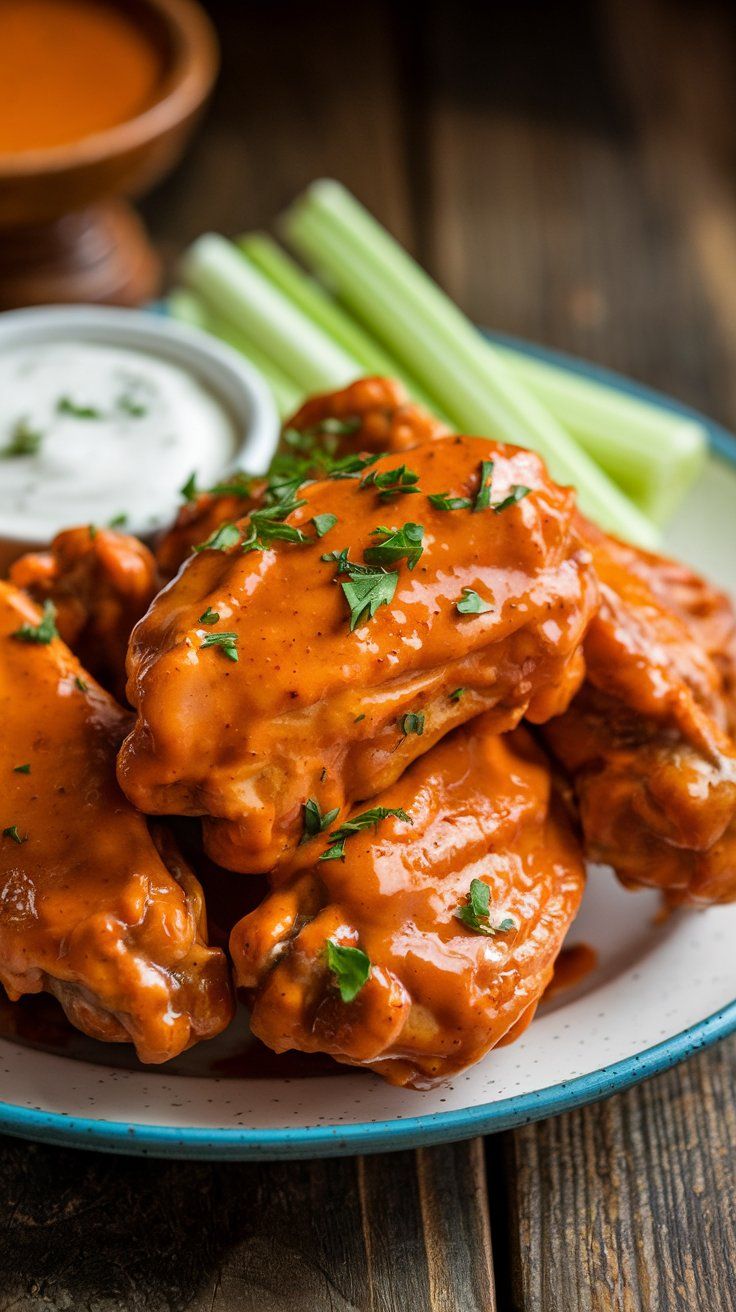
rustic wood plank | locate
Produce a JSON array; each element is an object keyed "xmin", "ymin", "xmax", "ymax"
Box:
[
  {"xmin": 0, "ymin": 1138, "xmax": 494, "ymax": 1312},
  {"xmin": 505, "ymin": 1039, "xmax": 736, "ymax": 1312}
]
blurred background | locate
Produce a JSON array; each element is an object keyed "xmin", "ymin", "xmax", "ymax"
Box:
[{"xmin": 138, "ymin": 0, "xmax": 736, "ymax": 430}]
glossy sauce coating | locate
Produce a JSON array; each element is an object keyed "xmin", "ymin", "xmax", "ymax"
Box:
[
  {"xmin": 120, "ymin": 435, "xmax": 598, "ymax": 873},
  {"xmin": 230, "ymin": 719, "xmax": 585, "ymax": 1088},
  {"xmin": 0, "ymin": 581, "xmax": 234, "ymax": 1062},
  {"xmin": 543, "ymin": 522, "xmax": 736, "ymax": 903},
  {"xmin": 10, "ymin": 526, "xmax": 159, "ymax": 702},
  {"xmin": 154, "ymin": 377, "xmax": 446, "ymax": 580}
]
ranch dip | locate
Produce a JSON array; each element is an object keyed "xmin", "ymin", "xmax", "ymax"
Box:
[{"xmin": 0, "ymin": 341, "xmax": 238, "ymax": 539}]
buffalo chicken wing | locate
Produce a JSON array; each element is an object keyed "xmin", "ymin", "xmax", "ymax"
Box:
[
  {"xmin": 230, "ymin": 718, "xmax": 585, "ymax": 1088},
  {"xmin": 119, "ymin": 435, "xmax": 598, "ymax": 873},
  {"xmin": 0, "ymin": 581, "xmax": 234, "ymax": 1062}
]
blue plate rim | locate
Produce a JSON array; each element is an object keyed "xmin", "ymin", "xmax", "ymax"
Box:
[{"xmin": 2, "ymin": 334, "xmax": 735, "ymax": 1159}]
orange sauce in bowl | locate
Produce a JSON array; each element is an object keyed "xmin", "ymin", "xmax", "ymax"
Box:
[{"xmin": 0, "ymin": 0, "xmax": 165, "ymax": 154}]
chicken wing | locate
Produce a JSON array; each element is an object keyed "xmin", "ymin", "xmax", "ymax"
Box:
[
  {"xmin": 0, "ymin": 580, "xmax": 234, "ymax": 1062},
  {"xmin": 543, "ymin": 522, "xmax": 736, "ymax": 903},
  {"xmin": 119, "ymin": 435, "xmax": 598, "ymax": 873},
  {"xmin": 155, "ymin": 377, "xmax": 446, "ymax": 579},
  {"xmin": 10, "ymin": 526, "xmax": 159, "ymax": 702},
  {"xmin": 230, "ymin": 719, "xmax": 585, "ymax": 1088}
]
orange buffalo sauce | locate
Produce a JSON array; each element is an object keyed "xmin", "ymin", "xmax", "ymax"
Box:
[{"xmin": 0, "ymin": 0, "xmax": 164, "ymax": 154}]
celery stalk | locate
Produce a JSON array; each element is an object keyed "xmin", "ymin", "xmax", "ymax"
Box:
[
  {"xmin": 180, "ymin": 234, "xmax": 360, "ymax": 394},
  {"xmin": 493, "ymin": 345, "xmax": 706, "ymax": 525},
  {"xmin": 282, "ymin": 181, "xmax": 660, "ymax": 547},
  {"xmin": 168, "ymin": 287, "xmax": 302, "ymax": 418}
]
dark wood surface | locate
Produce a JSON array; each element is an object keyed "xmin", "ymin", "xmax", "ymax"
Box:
[{"xmin": 3, "ymin": 0, "xmax": 736, "ymax": 1307}]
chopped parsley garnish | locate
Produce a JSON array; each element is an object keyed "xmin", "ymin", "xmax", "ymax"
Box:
[
  {"xmin": 456, "ymin": 588, "xmax": 492, "ymax": 616},
  {"xmin": 200, "ymin": 631, "xmax": 239, "ymax": 662},
  {"xmin": 57, "ymin": 396, "xmax": 101, "ymax": 420},
  {"xmin": 364, "ymin": 523, "xmax": 424, "ymax": 570},
  {"xmin": 180, "ymin": 472, "xmax": 199, "ymax": 502},
  {"xmin": 325, "ymin": 940, "xmax": 371, "ymax": 1003},
  {"xmin": 241, "ymin": 498, "xmax": 310, "ymax": 553},
  {"xmin": 13, "ymin": 764, "xmax": 30, "ymax": 774},
  {"xmin": 199, "ymin": 607, "xmax": 220, "ymax": 625},
  {"xmin": 321, "ymin": 547, "xmax": 375, "ymax": 575},
  {"xmin": 320, "ymin": 806, "xmax": 412, "ymax": 861},
  {"xmin": 265, "ymin": 470, "xmax": 306, "ymax": 505},
  {"xmin": 399, "ymin": 712, "xmax": 424, "ymax": 737},
  {"xmin": 108, "ymin": 513, "xmax": 128, "ymax": 529},
  {"xmin": 456, "ymin": 879, "xmax": 515, "ymax": 936},
  {"xmin": 2, "ymin": 825, "xmax": 27, "ymax": 845},
  {"xmin": 428, "ymin": 492, "xmax": 472, "ymax": 511},
  {"xmin": 117, "ymin": 393, "xmax": 147, "ymax": 417},
  {"xmin": 300, "ymin": 797, "xmax": 340, "ymax": 845},
  {"xmin": 473, "ymin": 459, "xmax": 495, "ymax": 512},
  {"xmin": 2, "ymin": 419, "xmax": 43, "ymax": 458},
  {"xmin": 11, "ymin": 601, "xmax": 58, "ymax": 645},
  {"xmin": 195, "ymin": 522, "xmax": 242, "ymax": 552},
  {"xmin": 492, "ymin": 485, "xmax": 531, "ymax": 514},
  {"xmin": 354, "ymin": 713, "xmax": 366, "ymax": 723},
  {"xmin": 327, "ymin": 452, "xmax": 380, "ymax": 481},
  {"xmin": 88, "ymin": 524, "xmax": 98, "ymax": 540},
  {"xmin": 341, "ymin": 569, "xmax": 399, "ymax": 631},
  {"xmin": 209, "ymin": 472, "xmax": 254, "ymax": 498},
  {"xmin": 359, "ymin": 464, "xmax": 421, "ymax": 501},
  {"xmin": 75, "ymin": 676, "xmax": 89, "ymax": 693},
  {"xmin": 449, "ymin": 687, "xmax": 466, "ymax": 702},
  {"xmin": 312, "ymin": 513, "xmax": 338, "ymax": 538}
]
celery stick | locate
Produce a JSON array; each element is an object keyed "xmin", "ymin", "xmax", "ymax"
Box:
[
  {"xmin": 493, "ymin": 344, "xmax": 706, "ymax": 525},
  {"xmin": 282, "ymin": 184, "xmax": 659, "ymax": 546},
  {"xmin": 168, "ymin": 288, "xmax": 302, "ymax": 418},
  {"xmin": 180, "ymin": 234, "xmax": 360, "ymax": 394},
  {"xmin": 238, "ymin": 233, "xmax": 450, "ymax": 418}
]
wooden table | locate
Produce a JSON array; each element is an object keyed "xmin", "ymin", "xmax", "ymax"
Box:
[{"xmin": 3, "ymin": 1, "xmax": 736, "ymax": 1307}]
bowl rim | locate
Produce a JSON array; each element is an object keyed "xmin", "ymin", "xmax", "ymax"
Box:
[
  {"xmin": 0, "ymin": 302, "xmax": 280, "ymax": 547},
  {"xmin": 0, "ymin": 0, "xmax": 219, "ymax": 179}
]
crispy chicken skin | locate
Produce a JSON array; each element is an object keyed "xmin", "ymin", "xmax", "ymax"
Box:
[
  {"xmin": 119, "ymin": 435, "xmax": 598, "ymax": 874},
  {"xmin": 230, "ymin": 719, "xmax": 585, "ymax": 1088},
  {"xmin": 0, "ymin": 580, "xmax": 234, "ymax": 1062},
  {"xmin": 10, "ymin": 526, "xmax": 159, "ymax": 701},
  {"xmin": 543, "ymin": 522, "xmax": 736, "ymax": 904},
  {"xmin": 155, "ymin": 377, "xmax": 446, "ymax": 579}
]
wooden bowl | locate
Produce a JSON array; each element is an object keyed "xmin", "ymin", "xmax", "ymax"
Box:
[{"xmin": 0, "ymin": 0, "xmax": 219, "ymax": 308}]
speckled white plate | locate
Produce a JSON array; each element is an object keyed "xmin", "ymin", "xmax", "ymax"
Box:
[{"xmin": 2, "ymin": 341, "xmax": 736, "ymax": 1159}]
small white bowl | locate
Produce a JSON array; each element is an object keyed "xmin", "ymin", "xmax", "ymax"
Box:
[{"xmin": 0, "ymin": 304, "xmax": 279, "ymax": 570}]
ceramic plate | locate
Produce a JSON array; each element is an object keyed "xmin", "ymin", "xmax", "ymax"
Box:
[{"xmin": 2, "ymin": 338, "xmax": 736, "ymax": 1160}]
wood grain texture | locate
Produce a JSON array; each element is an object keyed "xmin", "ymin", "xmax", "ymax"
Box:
[{"xmin": 0, "ymin": 1139, "xmax": 493, "ymax": 1312}]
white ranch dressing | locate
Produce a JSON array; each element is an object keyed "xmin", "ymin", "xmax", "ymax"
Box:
[{"xmin": 0, "ymin": 341, "xmax": 238, "ymax": 539}]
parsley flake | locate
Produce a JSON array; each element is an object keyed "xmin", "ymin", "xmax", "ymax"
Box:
[
  {"xmin": 449, "ymin": 687, "xmax": 466, "ymax": 702},
  {"xmin": 195, "ymin": 523, "xmax": 242, "ymax": 553},
  {"xmin": 360, "ymin": 464, "xmax": 421, "ymax": 501},
  {"xmin": 11, "ymin": 601, "xmax": 58, "ymax": 645},
  {"xmin": 493, "ymin": 485, "xmax": 531, "ymax": 514},
  {"xmin": 241, "ymin": 498, "xmax": 310, "ymax": 553},
  {"xmin": 108, "ymin": 513, "xmax": 128, "ymax": 529},
  {"xmin": 364, "ymin": 523, "xmax": 424, "ymax": 570},
  {"xmin": 399, "ymin": 712, "xmax": 424, "ymax": 737},
  {"xmin": 456, "ymin": 879, "xmax": 516, "ymax": 936},
  {"xmin": 57, "ymin": 396, "xmax": 101, "ymax": 420},
  {"xmin": 456, "ymin": 588, "xmax": 492, "ymax": 616},
  {"xmin": 428, "ymin": 492, "xmax": 472, "ymax": 511},
  {"xmin": 117, "ymin": 393, "xmax": 147, "ymax": 417},
  {"xmin": 75, "ymin": 676, "xmax": 89, "ymax": 693},
  {"xmin": 473, "ymin": 459, "xmax": 495, "ymax": 512},
  {"xmin": 328, "ymin": 452, "xmax": 380, "ymax": 481},
  {"xmin": 209, "ymin": 472, "xmax": 254, "ymax": 498},
  {"xmin": 325, "ymin": 940, "xmax": 371, "ymax": 1003},
  {"xmin": 320, "ymin": 806, "xmax": 412, "ymax": 861},
  {"xmin": 300, "ymin": 798, "xmax": 340, "ymax": 845},
  {"xmin": 199, "ymin": 607, "xmax": 220, "ymax": 625},
  {"xmin": 312, "ymin": 513, "xmax": 338, "ymax": 538},
  {"xmin": 180, "ymin": 472, "xmax": 199, "ymax": 502},
  {"xmin": 2, "ymin": 825, "xmax": 27, "ymax": 845},
  {"xmin": 341, "ymin": 570, "xmax": 398, "ymax": 631},
  {"xmin": 2, "ymin": 419, "xmax": 43, "ymax": 458},
  {"xmin": 200, "ymin": 632, "xmax": 239, "ymax": 662},
  {"xmin": 13, "ymin": 764, "xmax": 30, "ymax": 774}
]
